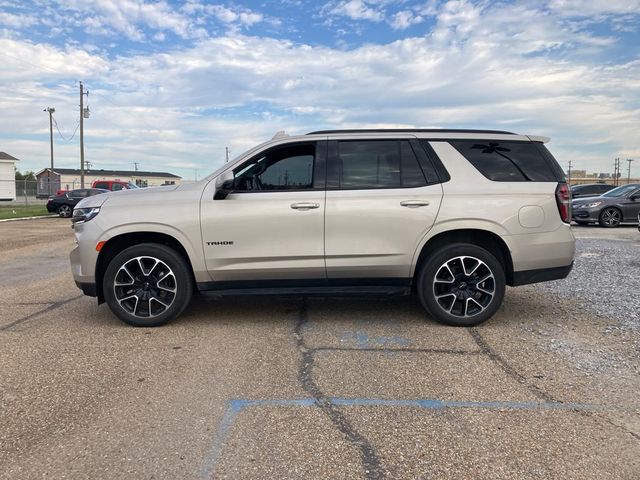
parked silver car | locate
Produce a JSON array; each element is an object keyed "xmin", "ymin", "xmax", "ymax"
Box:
[{"xmin": 70, "ymin": 129, "xmax": 575, "ymax": 327}]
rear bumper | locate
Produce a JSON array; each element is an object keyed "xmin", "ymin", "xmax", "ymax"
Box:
[{"xmin": 512, "ymin": 262, "xmax": 573, "ymax": 286}]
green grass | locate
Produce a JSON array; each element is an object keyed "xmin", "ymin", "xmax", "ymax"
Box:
[{"xmin": 0, "ymin": 204, "xmax": 51, "ymax": 220}]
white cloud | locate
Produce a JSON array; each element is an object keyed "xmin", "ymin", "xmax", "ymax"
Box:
[
  {"xmin": 389, "ymin": 10, "xmax": 424, "ymax": 30},
  {"xmin": 548, "ymin": 0, "xmax": 640, "ymax": 17},
  {"xmin": 325, "ymin": 0, "xmax": 385, "ymax": 22},
  {"xmin": 0, "ymin": 11, "xmax": 38, "ymax": 28},
  {"xmin": 47, "ymin": 0, "xmax": 197, "ymax": 41},
  {"xmin": 207, "ymin": 5, "xmax": 264, "ymax": 27}
]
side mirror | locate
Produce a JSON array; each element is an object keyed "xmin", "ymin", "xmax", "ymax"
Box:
[{"xmin": 214, "ymin": 178, "xmax": 235, "ymax": 200}]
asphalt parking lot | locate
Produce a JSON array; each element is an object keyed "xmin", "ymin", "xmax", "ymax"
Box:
[{"xmin": 1, "ymin": 218, "xmax": 639, "ymax": 479}]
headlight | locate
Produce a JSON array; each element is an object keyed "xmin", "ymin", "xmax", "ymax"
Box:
[
  {"xmin": 580, "ymin": 201, "xmax": 602, "ymax": 208},
  {"xmin": 72, "ymin": 207, "xmax": 100, "ymax": 224}
]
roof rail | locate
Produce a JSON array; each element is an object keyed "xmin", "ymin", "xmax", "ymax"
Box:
[
  {"xmin": 272, "ymin": 130, "xmax": 289, "ymax": 140},
  {"xmin": 307, "ymin": 128, "xmax": 517, "ymax": 135}
]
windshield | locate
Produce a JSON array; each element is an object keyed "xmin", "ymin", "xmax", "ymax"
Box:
[
  {"xmin": 127, "ymin": 183, "xmax": 139, "ymax": 189},
  {"xmin": 601, "ymin": 184, "xmax": 639, "ymax": 197}
]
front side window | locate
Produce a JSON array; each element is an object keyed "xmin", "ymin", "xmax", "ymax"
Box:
[
  {"xmin": 71, "ymin": 189, "xmax": 88, "ymax": 198},
  {"xmin": 94, "ymin": 182, "xmax": 108, "ymax": 189},
  {"xmin": 112, "ymin": 183, "xmax": 124, "ymax": 191},
  {"xmin": 234, "ymin": 144, "xmax": 315, "ymax": 192},
  {"xmin": 336, "ymin": 140, "xmax": 426, "ymax": 189}
]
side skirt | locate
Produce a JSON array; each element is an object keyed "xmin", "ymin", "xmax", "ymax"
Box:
[{"xmin": 196, "ymin": 278, "xmax": 412, "ymax": 297}]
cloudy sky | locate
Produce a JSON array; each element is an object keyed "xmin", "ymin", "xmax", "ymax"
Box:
[{"xmin": 0, "ymin": 0, "xmax": 639, "ymax": 180}]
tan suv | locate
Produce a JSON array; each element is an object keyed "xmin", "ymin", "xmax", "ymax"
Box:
[{"xmin": 70, "ymin": 129, "xmax": 575, "ymax": 327}]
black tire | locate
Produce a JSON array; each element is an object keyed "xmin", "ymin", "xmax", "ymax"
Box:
[
  {"xmin": 416, "ymin": 243, "xmax": 506, "ymax": 327},
  {"xmin": 103, "ymin": 243, "xmax": 193, "ymax": 327},
  {"xmin": 57, "ymin": 204, "xmax": 72, "ymax": 218},
  {"xmin": 598, "ymin": 207, "xmax": 622, "ymax": 227}
]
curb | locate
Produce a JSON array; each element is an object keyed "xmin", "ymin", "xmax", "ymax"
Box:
[{"xmin": 0, "ymin": 215, "xmax": 58, "ymax": 223}]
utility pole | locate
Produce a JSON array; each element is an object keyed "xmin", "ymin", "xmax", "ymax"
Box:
[
  {"xmin": 134, "ymin": 162, "xmax": 139, "ymax": 172},
  {"xmin": 628, "ymin": 159, "xmax": 634, "ymax": 184},
  {"xmin": 225, "ymin": 147, "xmax": 230, "ymax": 163},
  {"xmin": 567, "ymin": 160, "xmax": 572, "ymax": 186},
  {"xmin": 613, "ymin": 157, "xmax": 619, "ymax": 186},
  {"xmin": 44, "ymin": 107, "xmax": 55, "ymax": 196},
  {"xmin": 79, "ymin": 81, "xmax": 89, "ymax": 188}
]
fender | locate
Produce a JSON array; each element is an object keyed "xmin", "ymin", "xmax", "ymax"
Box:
[
  {"xmin": 410, "ymin": 218, "xmax": 511, "ymax": 277},
  {"xmin": 99, "ymin": 222, "xmax": 212, "ymax": 283}
]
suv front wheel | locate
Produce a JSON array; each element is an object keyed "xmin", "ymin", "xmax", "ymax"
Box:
[
  {"xmin": 103, "ymin": 243, "xmax": 193, "ymax": 327},
  {"xmin": 417, "ymin": 243, "xmax": 506, "ymax": 327}
]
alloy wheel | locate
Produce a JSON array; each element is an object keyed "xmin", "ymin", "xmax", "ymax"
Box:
[
  {"xmin": 432, "ymin": 256, "xmax": 496, "ymax": 318},
  {"xmin": 58, "ymin": 205, "xmax": 71, "ymax": 217},
  {"xmin": 113, "ymin": 256, "xmax": 177, "ymax": 318},
  {"xmin": 601, "ymin": 208, "xmax": 621, "ymax": 226}
]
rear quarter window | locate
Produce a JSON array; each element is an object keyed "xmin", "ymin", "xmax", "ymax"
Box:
[{"xmin": 450, "ymin": 140, "xmax": 562, "ymax": 182}]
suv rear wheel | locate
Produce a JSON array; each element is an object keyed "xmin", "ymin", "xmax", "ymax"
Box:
[
  {"xmin": 103, "ymin": 243, "xmax": 193, "ymax": 327},
  {"xmin": 417, "ymin": 243, "xmax": 506, "ymax": 327}
]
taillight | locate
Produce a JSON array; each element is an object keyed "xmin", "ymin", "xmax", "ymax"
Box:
[{"xmin": 555, "ymin": 183, "xmax": 571, "ymax": 223}]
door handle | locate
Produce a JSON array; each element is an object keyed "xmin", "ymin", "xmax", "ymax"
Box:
[
  {"xmin": 400, "ymin": 200, "xmax": 430, "ymax": 208},
  {"xmin": 291, "ymin": 202, "xmax": 320, "ymax": 210}
]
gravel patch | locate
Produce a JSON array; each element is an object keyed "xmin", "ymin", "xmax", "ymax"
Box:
[{"xmin": 534, "ymin": 232, "xmax": 640, "ymax": 330}]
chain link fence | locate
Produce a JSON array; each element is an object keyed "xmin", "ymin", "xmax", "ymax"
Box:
[{"xmin": 1, "ymin": 180, "xmax": 46, "ymax": 205}]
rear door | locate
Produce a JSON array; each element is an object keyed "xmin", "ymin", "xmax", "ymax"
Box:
[{"xmin": 324, "ymin": 138, "xmax": 444, "ymax": 282}]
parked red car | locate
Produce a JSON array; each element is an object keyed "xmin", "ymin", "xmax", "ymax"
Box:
[{"xmin": 91, "ymin": 180, "xmax": 139, "ymax": 191}]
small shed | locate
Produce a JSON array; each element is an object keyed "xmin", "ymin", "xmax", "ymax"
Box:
[{"xmin": 0, "ymin": 152, "xmax": 19, "ymax": 201}]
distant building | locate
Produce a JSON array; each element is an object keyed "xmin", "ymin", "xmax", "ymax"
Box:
[
  {"xmin": 35, "ymin": 168, "xmax": 182, "ymax": 197},
  {"xmin": 598, "ymin": 173, "xmax": 611, "ymax": 179},
  {"xmin": 0, "ymin": 152, "xmax": 19, "ymax": 201}
]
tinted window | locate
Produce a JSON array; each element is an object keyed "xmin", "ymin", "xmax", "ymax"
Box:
[
  {"xmin": 70, "ymin": 189, "xmax": 88, "ymax": 198},
  {"xmin": 112, "ymin": 183, "xmax": 124, "ymax": 191},
  {"xmin": 400, "ymin": 141, "xmax": 428, "ymax": 187},
  {"xmin": 234, "ymin": 144, "xmax": 315, "ymax": 191},
  {"xmin": 451, "ymin": 141, "xmax": 560, "ymax": 182},
  {"xmin": 336, "ymin": 140, "xmax": 426, "ymax": 189},
  {"xmin": 94, "ymin": 182, "xmax": 108, "ymax": 189},
  {"xmin": 88, "ymin": 189, "xmax": 105, "ymax": 196},
  {"xmin": 602, "ymin": 184, "xmax": 640, "ymax": 197}
]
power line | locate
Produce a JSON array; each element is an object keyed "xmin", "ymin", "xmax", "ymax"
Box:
[{"xmin": 52, "ymin": 117, "xmax": 80, "ymax": 142}]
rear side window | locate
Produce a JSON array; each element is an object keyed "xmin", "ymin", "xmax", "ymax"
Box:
[
  {"xmin": 335, "ymin": 140, "xmax": 426, "ymax": 189},
  {"xmin": 450, "ymin": 140, "xmax": 561, "ymax": 182},
  {"xmin": 94, "ymin": 182, "xmax": 108, "ymax": 189}
]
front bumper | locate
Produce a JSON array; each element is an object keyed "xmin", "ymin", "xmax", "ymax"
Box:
[
  {"xmin": 571, "ymin": 207, "xmax": 600, "ymax": 223},
  {"xmin": 69, "ymin": 220, "xmax": 102, "ymax": 295}
]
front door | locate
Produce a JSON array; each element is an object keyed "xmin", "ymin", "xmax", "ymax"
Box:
[
  {"xmin": 200, "ymin": 141, "xmax": 327, "ymax": 283},
  {"xmin": 324, "ymin": 138, "xmax": 443, "ymax": 281}
]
